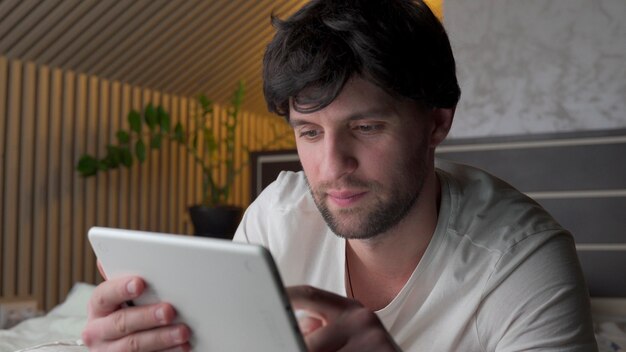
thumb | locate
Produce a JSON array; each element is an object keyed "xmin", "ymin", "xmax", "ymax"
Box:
[
  {"xmin": 96, "ymin": 260, "xmax": 107, "ymax": 280},
  {"xmin": 295, "ymin": 310, "xmax": 324, "ymax": 336}
]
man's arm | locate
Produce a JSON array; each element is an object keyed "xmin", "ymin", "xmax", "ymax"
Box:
[{"xmin": 477, "ymin": 233, "xmax": 597, "ymax": 351}]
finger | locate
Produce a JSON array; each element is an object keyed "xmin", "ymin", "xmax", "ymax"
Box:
[
  {"xmin": 287, "ymin": 285, "xmax": 358, "ymax": 322},
  {"xmin": 97, "ymin": 260, "xmax": 107, "ymax": 280},
  {"xmin": 295, "ymin": 311, "xmax": 324, "ymax": 336},
  {"xmin": 160, "ymin": 344, "xmax": 192, "ymax": 352},
  {"xmin": 88, "ymin": 276, "xmax": 145, "ymax": 319},
  {"xmin": 336, "ymin": 330, "xmax": 400, "ymax": 352},
  {"xmin": 305, "ymin": 322, "xmax": 349, "ymax": 352},
  {"xmin": 84, "ymin": 302, "xmax": 177, "ymax": 342},
  {"xmin": 105, "ymin": 324, "xmax": 190, "ymax": 352},
  {"xmin": 308, "ymin": 309, "xmax": 395, "ymax": 352},
  {"xmin": 338, "ymin": 336, "xmax": 398, "ymax": 352}
]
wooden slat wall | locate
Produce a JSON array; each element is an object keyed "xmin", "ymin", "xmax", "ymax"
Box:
[{"xmin": 0, "ymin": 56, "xmax": 295, "ymax": 311}]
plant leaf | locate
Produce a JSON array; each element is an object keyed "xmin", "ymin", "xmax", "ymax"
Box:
[
  {"xmin": 116, "ymin": 130, "xmax": 130, "ymax": 144},
  {"xmin": 205, "ymin": 129, "xmax": 217, "ymax": 153},
  {"xmin": 231, "ymin": 81, "xmax": 244, "ymax": 108},
  {"xmin": 128, "ymin": 110, "xmax": 141, "ymax": 133},
  {"xmin": 106, "ymin": 145, "xmax": 121, "ymax": 167},
  {"xmin": 145, "ymin": 103, "xmax": 158, "ymax": 130},
  {"xmin": 150, "ymin": 134, "xmax": 162, "ymax": 149},
  {"xmin": 174, "ymin": 122, "xmax": 184, "ymax": 143},
  {"xmin": 198, "ymin": 95, "xmax": 212, "ymax": 113},
  {"xmin": 120, "ymin": 147, "xmax": 133, "ymax": 167},
  {"xmin": 135, "ymin": 139, "xmax": 147, "ymax": 162},
  {"xmin": 77, "ymin": 155, "xmax": 99, "ymax": 176},
  {"xmin": 98, "ymin": 160, "xmax": 109, "ymax": 171},
  {"xmin": 158, "ymin": 106, "xmax": 170, "ymax": 132}
]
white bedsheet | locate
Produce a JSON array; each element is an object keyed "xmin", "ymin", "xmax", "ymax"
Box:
[
  {"xmin": 597, "ymin": 320, "xmax": 626, "ymax": 352},
  {"xmin": 593, "ymin": 298, "xmax": 626, "ymax": 352},
  {"xmin": 0, "ymin": 283, "xmax": 92, "ymax": 352}
]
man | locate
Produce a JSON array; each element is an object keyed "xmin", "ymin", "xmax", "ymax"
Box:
[{"xmin": 83, "ymin": 1, "xmax": 597, "ymax": 351}]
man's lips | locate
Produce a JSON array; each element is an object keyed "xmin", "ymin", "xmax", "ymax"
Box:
[{"xmin": 326, "ymin": 190, "xmax": 368, "ymax": 207}]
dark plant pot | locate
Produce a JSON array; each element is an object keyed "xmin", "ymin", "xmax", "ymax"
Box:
[{"xmin": 188, "ymin": 205, "xmax": 243, "ymax": 239}]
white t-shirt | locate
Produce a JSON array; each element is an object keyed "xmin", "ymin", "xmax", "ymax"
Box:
[{"xmin": 233, "ymin": 160, "xmax": 597, "ymax": 351}]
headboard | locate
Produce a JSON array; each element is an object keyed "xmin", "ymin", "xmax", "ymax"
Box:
[{"xmin": 250, "ymin": 128, "xmax": 626, "ymax": 297}]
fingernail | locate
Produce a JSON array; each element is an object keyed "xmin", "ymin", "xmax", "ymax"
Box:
[
  {"xmin": 155, "ymin": 307, "xmax": 166, "ymax": 324},
  {"xmin": 126, "ymin": 280, "xmax": 137, "ymax": 296},
  {"xmin": 171, "ymin": 328, "xmax": 183, "ymax": 343}
]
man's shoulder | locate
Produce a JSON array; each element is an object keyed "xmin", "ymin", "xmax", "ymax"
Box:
[
  {"xmin": 436, "ymin": 159, "xmax": 568, "ymax": 253},
  {"xmin": 255, "ymin": 170, "xmax": 316, "ymax": 212}
]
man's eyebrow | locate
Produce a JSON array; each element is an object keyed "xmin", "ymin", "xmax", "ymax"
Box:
[
  {"xmin": 289, "ymin": 108, "xmax": 393, "ymax": 128},
  {"xmin": 346, "ymin": 108, "xmax": 393, "ymax": 121},
  {"xmin": 289, "ymin": 118, "xmax": 312, "ymax": 128}
]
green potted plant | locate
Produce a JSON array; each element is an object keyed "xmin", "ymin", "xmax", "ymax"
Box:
[{"xmin": 76, "ymin": 82, "xmax": 291, "ymax": 238}]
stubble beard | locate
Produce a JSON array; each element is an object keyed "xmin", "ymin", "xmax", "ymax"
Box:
[{"xmin": 306, "ymin": 145, "xmax": 429, "ymax": 240}]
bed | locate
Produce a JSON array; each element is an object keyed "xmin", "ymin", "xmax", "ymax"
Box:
[{"xmin": 0, "ymin": 283, "xmax": 92, "ymax": 352}]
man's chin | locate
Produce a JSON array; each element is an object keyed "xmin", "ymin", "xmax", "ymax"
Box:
[
  {"xmin": 330, "ymin": 227, "xmax": 382, "ymax": 240},
  {"xmin": 315, "ymin": 199, "xmax": 382, "ymax": 238},
  {"xmin": 327, "ymin": 217, "xmax": 377, "ymax": 240}
]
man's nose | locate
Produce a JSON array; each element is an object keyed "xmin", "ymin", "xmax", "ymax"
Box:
[{"xmin": 320, "ymin": 133, "xmax": 357, "ymax": 180}]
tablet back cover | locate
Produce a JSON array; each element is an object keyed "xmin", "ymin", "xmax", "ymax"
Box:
[{"xmin": 88, "ymin": 226, "xmax": 306, "ymax": 351}]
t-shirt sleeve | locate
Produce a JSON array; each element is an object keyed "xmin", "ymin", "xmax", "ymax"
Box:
[
  {"xmin": 232, "ymin": 178, "xmax": 279, "ymax": 246},
  {"xmin": 476, "ymin": 232, "xmax": 598, "ymax": 352}
]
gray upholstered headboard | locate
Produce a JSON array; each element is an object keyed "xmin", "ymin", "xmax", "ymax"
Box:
[{"xmin": 250, "ymin": 128, "xmax": 626, "ymax": 297}]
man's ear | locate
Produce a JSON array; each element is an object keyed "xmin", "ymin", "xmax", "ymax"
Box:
[{"xmin": 428, "ymin": 106, "xmax": 455, "ymax": 148}]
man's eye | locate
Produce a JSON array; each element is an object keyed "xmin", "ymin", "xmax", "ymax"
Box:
[
  {"xmin": 356, "ymin": 124, "xmax": 383, "ymax": 133},
  {"xmin": 299, "ymin": 130, "xmax": 320, "ymax": 138}
]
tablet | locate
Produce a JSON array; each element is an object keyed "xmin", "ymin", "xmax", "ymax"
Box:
[{"xmin": 88, "ymin": 226, "xmax": 307, "ymax": 351}]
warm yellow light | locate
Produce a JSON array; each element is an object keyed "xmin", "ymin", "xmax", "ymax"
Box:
[{"xmin": 424, "ymin": 0, "xmax": 443, "ymax": 20}]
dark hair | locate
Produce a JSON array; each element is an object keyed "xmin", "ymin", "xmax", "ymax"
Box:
[{"xmin": 263, "ymin": 0, "xmax": 461, "ymax": 119}]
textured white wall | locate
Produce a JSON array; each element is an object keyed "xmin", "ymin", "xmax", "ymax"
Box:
[{"xmin": 445, "ymin": 0, "xmax": 626, "ymax": 138}]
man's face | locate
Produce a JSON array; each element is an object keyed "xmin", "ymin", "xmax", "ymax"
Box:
[{"xmin": 290, "ymin": 77, "xmax": 434, "ymax": 240}]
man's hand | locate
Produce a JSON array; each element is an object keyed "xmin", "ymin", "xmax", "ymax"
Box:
[
  {"xmin": 82, "ymin": 276, "xmax": 191, "ymax": 352},
  {"xmin": 288, "ymin": 285, "xmax": 401, "ymax": 352}
]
